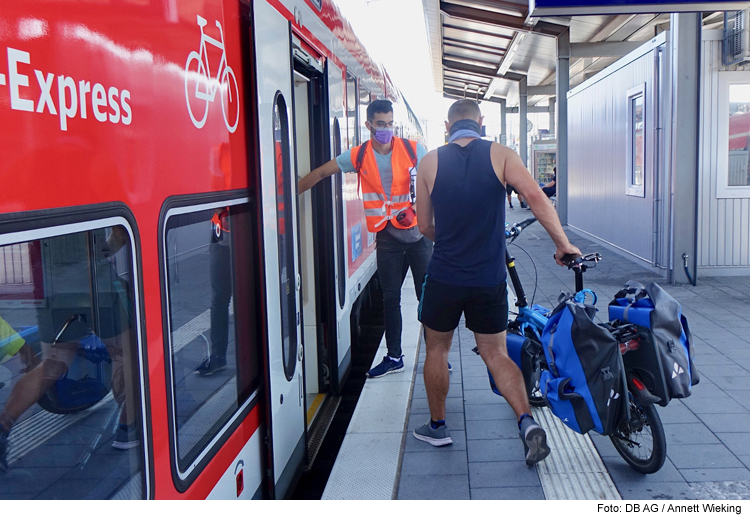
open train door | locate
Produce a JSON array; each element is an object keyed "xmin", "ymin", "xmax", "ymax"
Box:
[
  {"xmin": 327, "ymin": 62, "xmax": 352, "ymax": 393},
  {"xmin": 253, "ymin": 0, "xmax": 305, "ymax": 499}
]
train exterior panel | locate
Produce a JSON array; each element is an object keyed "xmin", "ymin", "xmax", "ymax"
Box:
[{"xmin": 0, "ymin": 0, "xmax": 421, "ymax": 499}]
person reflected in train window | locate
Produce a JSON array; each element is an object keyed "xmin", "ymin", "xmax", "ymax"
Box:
[
  {"xmin": 194, "ymin": 207, "xmax": 232, "ymax": 377},
  {"xmin": 0, "ymin": 311, "xmax": 84, "ymax": 472},
  {"xmin": 0, "ymin": 316, "xmax": 41, "ymax": 375},
  {"xmin": 298, "ymin": 99, "xmax": 432, "ymax": 379},
  {"xmin": 0, "ymin": 228, "xmax": 139, "ymax": 474},
  {"xmin": 413, "ymin": 99, "xmax": 580, "ymax": 464}
]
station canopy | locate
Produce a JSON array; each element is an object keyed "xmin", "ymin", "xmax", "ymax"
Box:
[{"xmin": 422, "ymin": 0, "xmax": 733, "ymax": 108}]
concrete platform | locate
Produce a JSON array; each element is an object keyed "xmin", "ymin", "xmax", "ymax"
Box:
[{"xmin": 323, "ymin": 206, "xmax": 750, "ymax": 501}]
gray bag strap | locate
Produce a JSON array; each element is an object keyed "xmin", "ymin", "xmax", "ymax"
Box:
[
  {"xmin": 547, "ymin": 326, "xmax": 559, "ymax": 378},
  {"xmin": 355, "ymin": 140, "xmax": 370, "ymax": 174},
  {"xmin": 401, "ymin": 138, "xmax": 417, "ymax": 166},
  {"xmin": 614, "ymin": 280, "xmax": 648, "ymax": 302}
]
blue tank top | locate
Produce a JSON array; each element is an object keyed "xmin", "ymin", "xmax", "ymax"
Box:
[{"xmin": 427, "ymin": 139, "xmax": 507, "ymax": 287}]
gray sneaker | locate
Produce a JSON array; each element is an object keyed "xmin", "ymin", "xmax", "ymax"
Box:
[
  {"xmin": 413, "ymin": 421, "xmax": 453, "ymax": 447},
  {"xmin": 519, "ymin": 416, "xmax": 550, "ymax": 465}
]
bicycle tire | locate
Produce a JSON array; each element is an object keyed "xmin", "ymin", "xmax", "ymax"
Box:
[
  {"xmin": 609, "ymin": 394, "xmax": 666, "ymax": 474},
  {"xmin": 528, "ymin": 374, "xmax": 546, "ymax": 407},
  {"xmin": 519, "ymin": 325, "xmax": 546, "ymax": 407}
]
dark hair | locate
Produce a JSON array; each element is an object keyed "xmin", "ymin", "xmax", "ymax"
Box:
[
  {"xmin": 447, "ymin": 99, "xmax": 480, "ymax": 123},
  {"xmin": 367, "ymin": 99, "xmax": 393, "ymax": 122}
]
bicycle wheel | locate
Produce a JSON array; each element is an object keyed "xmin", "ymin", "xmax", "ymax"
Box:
[
  {"xmin": 220, "ymin": 66, "xmax": 240, "ymax": 133},
  {"xmin": 609, "ymin": 394, "xmax": 666, "ymax": 474},
  {"xmin": 185, "ymin": 51, "xmax": 209, "ymax": 129},
  {"xmin": 527, "ymin": 367, "xmax": 546, "ymax": 407},
  {"xmin": 520, "ymin": 327, "xmax": 546, "ymax": 408}
]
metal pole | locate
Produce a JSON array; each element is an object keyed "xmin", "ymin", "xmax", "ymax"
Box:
[
  {"xmin": 500, "ymin": 99, "xmax": 507, "ymax": 145},
  {"xmin": 668, "ymin": 13, "xmax": 701, "ymax": 285},
  {"xmin": 556, "ymin": 29, "xmax": 570, "ymax": 225},
  {"xmin": 549, "ymin": 96, "xmax": 556, "ymax": 136},
  {"xmin": 520, "ymin": 76, "xmax": 528, "ymax": 167}
]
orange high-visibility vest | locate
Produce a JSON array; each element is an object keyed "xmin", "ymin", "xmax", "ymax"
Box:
[{"xmin": 351, "ymin": 139, "xmax": 418, "ymax": 232}]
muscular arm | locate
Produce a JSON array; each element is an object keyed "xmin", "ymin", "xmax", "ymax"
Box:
[
  {"xmin": 416, "ymin": 150, "xmax": 438, "ymax": 242},
  {"xmin": 494, "ymin": 145, "xmax": 580, "ymax": 265},
  {"xmin": 297, "ymin": 159, "xmax": 341, "ymax": 194}
]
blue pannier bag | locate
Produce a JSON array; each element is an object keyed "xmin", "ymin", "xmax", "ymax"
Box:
[
  {"xmin": 487, "ymin": 332, "xmax": 541, "ymax": 398},
  {"xmin": 608, "ymin": 281, "xmax": 699, "ymax": 403},
  {"xmin": 540, "ymin": 295, "xmax": 625, "ymax": 436}
]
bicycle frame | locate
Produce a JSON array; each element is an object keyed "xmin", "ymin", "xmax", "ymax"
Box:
[{"xmin": 506, "ymin": 251, "xmax": 548, "ymax": 337}]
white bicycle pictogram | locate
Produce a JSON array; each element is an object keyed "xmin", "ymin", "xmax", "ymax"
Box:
[{"xmin": 184, "ymin": 15, "xmax": 239, "ymax": 132}]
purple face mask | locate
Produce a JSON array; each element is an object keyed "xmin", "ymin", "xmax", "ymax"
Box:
[{"xmin": 373, "ymin": 127, "xmax": 393, "ymax": 144}]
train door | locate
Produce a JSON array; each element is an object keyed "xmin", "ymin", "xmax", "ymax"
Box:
[
  {"xmin": 328, "ymin": 63, "xmax": 352, "ymax": 393},
  {"xmin": 292, "ymin": 38, "xmax": 350, "ymax": 460},
  {"xmin": 292, "ymin": 44, "xmax": 327, "ymax": 427},
  {"xmin": 253, "ymin": 0, "xmax": 304, "ymax": 499}
]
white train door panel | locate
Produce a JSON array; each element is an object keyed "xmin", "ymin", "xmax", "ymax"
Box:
[
  {"xmin": 328, "ymin": 62, "xmax": 352, "ymax": 390},
  {"xmin": 253, "ymin": 0, "xmax": 304, "ymax": 499}
]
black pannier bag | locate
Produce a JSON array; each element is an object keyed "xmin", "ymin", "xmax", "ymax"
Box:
[{"xmin": 609, "ymin": 281, "xmax": 699, "ymax": 405}]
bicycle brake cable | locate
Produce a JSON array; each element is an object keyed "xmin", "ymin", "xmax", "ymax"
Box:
[{"xmin": 508, "ymin": 241, "xmax": 538, "ymax": 306}]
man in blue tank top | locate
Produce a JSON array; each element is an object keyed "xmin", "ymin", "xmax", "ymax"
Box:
[{"xmin": 413, "ymin": 99, "xmax": 581, "ymax": 466}]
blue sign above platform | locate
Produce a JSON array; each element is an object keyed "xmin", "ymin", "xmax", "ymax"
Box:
[{"xmin": 530, "ymin": 0, "xmax": 750, "ymax": 16}]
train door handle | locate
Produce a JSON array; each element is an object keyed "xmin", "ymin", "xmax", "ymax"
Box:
[
  {"xmin": 298, "ymin": 371, "xmax": 303, "ymax": 407},
  {"xmin": 297, "ymin": 344, "xmax": 304, "ymax": 362},
  {"xmin": 296, "ymin": 273, "xmax": 301, "ymax": 292}
]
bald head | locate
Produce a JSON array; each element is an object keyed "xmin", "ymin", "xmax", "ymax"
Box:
[{"xmin": 447, "ymin": 99, "xmax": 481, "ymax": 125}]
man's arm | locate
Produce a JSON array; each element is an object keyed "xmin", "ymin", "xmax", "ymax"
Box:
[
  {"xmin": 416, "ymin": 150, "xmax": 438, "ymax": 241},
  {"xmin": 497, "ymin": 145, "xmax": 580, "ymax": 265},
  {"xmin": 297, "ymin": 159, "xmax": 341, "ymax": 194}
]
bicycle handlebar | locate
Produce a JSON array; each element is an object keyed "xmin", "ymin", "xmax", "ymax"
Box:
[
  {"xmin": 561, "ymin": 252, "xmax": 602, "ymax": 271},
  {"xmin": 505, "ymin": 217, "xmax": 537, "ymax": 242}
]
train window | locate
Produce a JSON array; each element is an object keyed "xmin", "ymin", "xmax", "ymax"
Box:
[
  {"xmin": 163, "ymin": 201, "xmax": 261, "ymax": 476},
  {"xmin": 0, "ymin": 222, "xmax": 146, "ymax": 499},
  {"xmin": 359, "ymin": 85, "xmax": 371, "ymax": 145},
  {"xmin": 273, "ymin": 95, "xmax": 298, "ymax": 382},
  {"xmin": 626, "ymin": 84, "xmax": 646, "ymax": 198},
  {"xmin": 346, "ymin": 74, "xmax": 359, "ymax": 147},
  {"xmin": 333, "ymin": 119, "xmax": 347, "ymax": 309}
]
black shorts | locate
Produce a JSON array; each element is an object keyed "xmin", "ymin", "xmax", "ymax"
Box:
[
  {"xmin": 505, "ymin": 183, "xmax": 516, "ymax": 195},
  {"xmin": 419, "ymin": 276, "xmax": 508, "ymax": 334}
]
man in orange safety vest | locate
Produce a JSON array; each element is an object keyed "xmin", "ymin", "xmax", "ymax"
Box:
[{"xmin": 298, "ymin": 99, "xmax": 433, "ymax": 379}]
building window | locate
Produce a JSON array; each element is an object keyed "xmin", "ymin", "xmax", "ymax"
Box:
[
  {"xmin": 718, "ymin": 72, "xmax": 750, "ymax": 198},
  {"xmin": 626, "ymin": 84, "xmax": 646, "ymax": 198},
  {"xmin": 163, "ymin": 200, "xmax": 261, "ymax": 478},
  {"xmin": 0, "ymin": 220, "xmax": 146, "ymax": 499}
]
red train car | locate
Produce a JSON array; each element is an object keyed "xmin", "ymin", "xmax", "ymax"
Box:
[{"xmin": 0, "ymin": 0, "xmax": 421, "ymax": 499}]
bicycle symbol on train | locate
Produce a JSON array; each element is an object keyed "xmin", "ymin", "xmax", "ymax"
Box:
[{"xmin": 184, "ymin": 15, "xmax": 240, "ymax": 132}]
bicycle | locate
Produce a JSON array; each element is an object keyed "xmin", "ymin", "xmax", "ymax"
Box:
[
  {"xmin": 185, "ymin": 15, "xmax": 240, "ymax": 132},
  {"xmin": 487, "ymin": 217, "xmax": 667, "ymax": 474}
]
